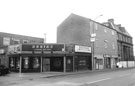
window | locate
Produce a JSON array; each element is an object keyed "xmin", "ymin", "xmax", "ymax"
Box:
[
  {"xmin": 104, "ymin": 40, "xmax": 108, "ymax": 48},
  {"xmin": 33, "ymin": 57, "xmax": 40, "ymax": 69},
  {"xmin": 23, "ymin": 40, "xmax": 28, "ymax": 43},
  {"xmin": 104, "ymin": 42, "xmax": 107, "ymax": 48},
  {"xmin": 13, "ymin": 38, "xmax": 20, "ymax": 44},
  {"xmin": 23, "ymin": 57, "xmax": 29, "ymax": 69},
  {"xmin": 112, "ymin": 42, "xmax": 115, "ymax": 49},
  {"xmin": 10, "ymin": 57, "xmax": 15, "ymax": 69},
  {"xmin": 112, "ymin": 30, "xmax": 115, "ymax": 35},
  {"xmin": 104, "ymin": 28, "xmax": 107, "ymax": 33}
]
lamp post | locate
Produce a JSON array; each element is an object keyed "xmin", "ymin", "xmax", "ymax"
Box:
[
  {"xmin": 44, "ymin": 33, "xmax": 46, "ymax": 43},
  {"xmin": 91, "ymin": 14, "xmax": 103, "ymax": 70}
]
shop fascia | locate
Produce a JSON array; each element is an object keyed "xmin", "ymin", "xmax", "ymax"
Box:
[{"xmin": 8, "ymin": 44, "xmax": 92, "ymax": 54}]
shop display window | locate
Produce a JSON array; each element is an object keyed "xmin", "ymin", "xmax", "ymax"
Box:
[
  {"xmin": 16, "ymin": 58, "xmax": 20, "ymax": 69},
  {"xmin": 10, "ymin": 57, "xmax": 15, "ymax": 69},
  {"xmin": 23, "ymin": 57, "xmax": 29, "ymax": 69},
  {"xmin": 33, "ymin": 57, "xmax": 40, "ymax": 69}
]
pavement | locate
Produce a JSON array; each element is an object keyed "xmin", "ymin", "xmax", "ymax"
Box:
[
  {"xmin": 0, "ymin": 67, "xmax": 135, "ymax": 86},
  {"xmin": 6, "ymin": 67, "xmax": 135, "ymax": 79}
]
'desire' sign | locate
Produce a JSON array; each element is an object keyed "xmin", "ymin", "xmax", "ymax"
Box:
[{"xmin": 21, "ymin": 44, "xmax": 64, "ymax": 54}]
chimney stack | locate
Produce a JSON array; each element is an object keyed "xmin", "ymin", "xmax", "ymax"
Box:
[{"xmin": 108, "ymin": 19, "xmax": 114, "ymax": 24}]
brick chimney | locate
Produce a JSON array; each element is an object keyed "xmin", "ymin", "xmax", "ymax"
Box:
[{"xmin": 108, "ymin": 19, "xmax": 114, "ymax": 24}]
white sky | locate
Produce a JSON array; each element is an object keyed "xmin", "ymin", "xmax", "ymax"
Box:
[{"xmin": 0, "ymin": 0, "xmax": 135, "ymax": 46}]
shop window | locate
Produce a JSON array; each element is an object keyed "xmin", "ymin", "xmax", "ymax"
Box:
[
  {"xmin": 79, "ymin": 60, "xmax": 86, "ymax": 66},
  {"xmin": 33, "ymin": 57, "xmax": 40, "ymax": 69},
  {"xmin": 98, "ymin": 59, "xmax": 103, "ymax": 65},
  {"xmin": 10, "ymin": 57, "xmax": 15, "ymax": 69},
  {"xmin": 67, "ymin": 59, "xmax": 71, "ymax": 64},
  {"xmin": 16, "ymin": 58, "xmax": 20, "ymax": 69},
  {"xmin": 23, "ymin": 57, "xmax": 29, "ymax": 69}
]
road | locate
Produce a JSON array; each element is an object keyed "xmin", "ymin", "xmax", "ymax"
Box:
[{"xmin": 0, "ymin": 68, "xmax": 135, "ymax": 86}]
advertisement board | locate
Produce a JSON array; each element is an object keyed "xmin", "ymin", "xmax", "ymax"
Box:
[
  {"xmin": 75, "ymin": 45, "xmax": 91, "ymax": 53},
  {"xmin": 8, "ymin": 45, "xmax": 21, "ymax": 54}
]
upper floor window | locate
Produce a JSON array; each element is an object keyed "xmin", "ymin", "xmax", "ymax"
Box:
[
  {"xmin": 112, "ymin": 42, "xmax": 115, "ymax": 49},
  {"xmin": 23, "ymin": 40, "xmax": 29, "ymax": 43},
  {"xmin": 112, "ymin": 30, "xmax": 115, "ymax": 35},
  {"xmin": 104, "ymin": 42, "xmax": 107, "ymax": 48},
  {"xmin": 13, "ymin": 39, "xmax": 20, "ymax": 44},
  {"xmin": 104, "ymin": 40, "xmax": 108, "ymax": 48},
  {"xmin": 104, "ymin": 28, "xmax": 107, "ymax": 33}
]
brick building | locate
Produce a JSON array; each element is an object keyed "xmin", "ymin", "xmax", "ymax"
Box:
[
  {"xmin": 103, "ymin": 19, "xmax": 134, "ymax": 67},
  {"xmin": 0, "ymin": 32, "xmax": 44, "ymax": 67},
  {"xmin": 57, "ymin": 14, "xmax": 118, "ymax": 70}
]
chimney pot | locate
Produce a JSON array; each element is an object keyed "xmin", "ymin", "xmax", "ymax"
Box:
[{"xmin": 108, "ymin": 19, "xmax": 114, "ymax": 24}]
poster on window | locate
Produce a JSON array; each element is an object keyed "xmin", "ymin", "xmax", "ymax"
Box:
[{"xmin": 3, "ymin": 37, "xmax": 10, "ymax": 46}]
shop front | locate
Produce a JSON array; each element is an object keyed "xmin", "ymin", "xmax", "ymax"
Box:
[{"xmin": 8, "ymin": 44, "xmax": 92, "ymax": 73}]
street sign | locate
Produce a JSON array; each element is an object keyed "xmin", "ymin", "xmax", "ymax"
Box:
[
  {"xmin": 91, "ymin": 33, "xmax": 96, "ymax": 37},
  {"xmin": 90, "ymin": 38, "xmax": 95, "ymax": 42}
]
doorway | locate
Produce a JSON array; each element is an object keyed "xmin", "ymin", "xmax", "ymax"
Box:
[
  {"xmin": 43, "ymin": 58, "xmax": 50, "ymax": 72},
  {"xmin": 42, "ymin": 57, "xmax": 64, "ymax": 72}
]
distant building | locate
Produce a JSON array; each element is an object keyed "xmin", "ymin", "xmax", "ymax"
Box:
[
  {"xmin": 57, "ymin": 14, "xmax": 118, "ymax": 70},
  {"xmin": 0, "ymin": 32, "xmax": 44, "ymax": 67},
  {"xmin": 103, "ymin": 19, "xmax": 134, "ymax": 67}
]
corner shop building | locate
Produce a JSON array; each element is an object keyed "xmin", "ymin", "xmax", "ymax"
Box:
[{"xmin": 8, "ymin": 44, "xmax": 92, "ymax": 73}]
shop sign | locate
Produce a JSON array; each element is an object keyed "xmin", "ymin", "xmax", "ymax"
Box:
[
  {"xmin": 21, "ymin": 44, "xmax": 64, "ymax": 54},
  {"xmin": 90, "ymin": 38, "xmax": 95, "ymax": 42},
  {"xmin": 8, "ymin": 45, "xmax": 21, "ymax": 54},
  {"xmin": 75, "ymin": 45, "xmax": 91, "ymax": 53}
]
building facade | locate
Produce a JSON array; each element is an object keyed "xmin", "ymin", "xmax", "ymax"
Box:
[
  {"xmin": 8, "ymin": 43, "xmax": 92, "ymax": 72},
  {"xmin": 0, "ymin": 32, "xmax": 44, "ymax": 67},
  {"xmin": 103, "ymin": 19, "xmax": 134, "ymax": 67},
  {"xmin": 57, "ymin": 14, "xmax": 118, "ymax": 70}
]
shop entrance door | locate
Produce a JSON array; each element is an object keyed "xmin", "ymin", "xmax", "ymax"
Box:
[{"xmin": 43, "ymin": 58, "xmax": 50, "ymax": 72}]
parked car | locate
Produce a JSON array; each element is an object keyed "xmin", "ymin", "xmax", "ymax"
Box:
[{"xmin": 0, "ymin": 65, "xmax": 9, "ymax": 76}]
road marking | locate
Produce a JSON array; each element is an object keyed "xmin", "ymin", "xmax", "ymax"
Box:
[
  {"xmin": 119, "ymin": 73, "xmax": 130, "ymax": 77},
  {"xmin": 84, "ymin": 78, "xmax": 111, "ymax": 84}
]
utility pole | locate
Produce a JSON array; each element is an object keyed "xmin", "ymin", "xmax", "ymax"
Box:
[
  {"xmin": 91, "ymin": 14, "xmax": 103, "ymax": 70},
  {"xmin": 44, "ymin": 33, "xmax": 46, "ymax": 43}
]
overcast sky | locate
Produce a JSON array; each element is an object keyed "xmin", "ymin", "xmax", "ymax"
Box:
[{"xmin": 0, "ymin": 0, "xmax": 134, "ymax": 45}]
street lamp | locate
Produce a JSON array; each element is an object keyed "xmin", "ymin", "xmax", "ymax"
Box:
[
  {"xmin": 91, "ymin": 14, "xmax": 103, "ymax": 70},
  {"xmin": 94, "ymin": 14, "xmax": 103, "ymax": 21}
]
